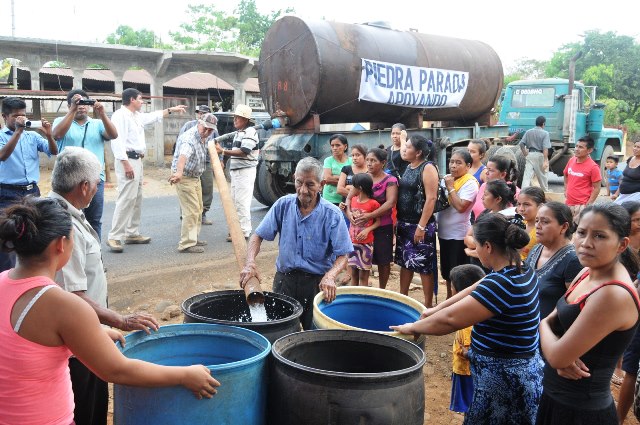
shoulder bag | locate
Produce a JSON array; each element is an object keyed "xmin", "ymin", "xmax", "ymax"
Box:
[{"xmin": 414, "ymin": 161, "xmax": 449, "ymax": 216}]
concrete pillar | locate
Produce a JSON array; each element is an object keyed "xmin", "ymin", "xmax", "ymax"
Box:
[
  {"xmin": 149, "ymin": 81, "xmax": 165, "ymax": 166},
  {"xmin": 71, "ymin": 67, "xmax": 84, "ymax": 90},
  {"xmin": 111, "ymin": 68, "xmax": 126, "ymax": 95},
  {"xmin": 233, "ymin": 84, "xmax": 246, "ymax": 109},
  {"xmin": 30, "ymin": 71, "xmax": 40, "ymax": 91}
]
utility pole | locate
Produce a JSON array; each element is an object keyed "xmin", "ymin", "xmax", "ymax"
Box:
[{"xmin": 11, "ymin": 0, "xmax": 18, "ymax": 90}]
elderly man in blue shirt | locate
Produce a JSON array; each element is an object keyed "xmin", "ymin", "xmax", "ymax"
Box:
[
  {"xmin": 241, "ymin": 156, "xmax": 353, "ymax": 330},
  {"xmin": 0, "ymin": 96, "xmax": 58, "ymax": 271}
]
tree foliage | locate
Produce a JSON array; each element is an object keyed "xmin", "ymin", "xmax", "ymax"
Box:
[
  {"xmin": 169, "ymin": 1, "xmax": 293, "ymax": 56},
  {"xmin": 106, "ymin": 25, "xmax": 172, "ymax": 49},
  {"xmin": 504, "ymin": 30, "xmax": 640, "ymax": 135},
  {"xmin": 504, "ymin": 57, "xmax": 548, "ymax": 82}
]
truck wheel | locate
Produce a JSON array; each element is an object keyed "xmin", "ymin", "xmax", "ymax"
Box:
[
  {"xmin": 256, "ymin": 161, "xmax": 292, "ymax": 206},
  {"xmin": 253, "ymin": 175, "xmax": 270, "ymax": 206},
  {"xmin": 492, "ymin": 146, "xmax": 526, "ymax": 187},
  {"xmin": 599, "ymin": 145, "xmax": 615, "ymax": 187},
  {"xmin": 484, "ymin": 145, "xmax": 502, "ymax": 165}
]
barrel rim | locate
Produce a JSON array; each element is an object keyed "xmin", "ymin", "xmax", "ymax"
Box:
[
  {"xmin": 312, "ymin": 286, "xmax": 426, "ymax": 338},
  {"xmin": 271, "ymin": 329, "xmax": 425, "ymax": 379},
  {"xmin": 181, "ymin": 290, "xmax": 303, "ymax": 326},
  {"xmin": 118, "ymin": 323, "xmax": 271, "ymax": 371}
]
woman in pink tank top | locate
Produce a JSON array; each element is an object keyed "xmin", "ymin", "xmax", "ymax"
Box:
[{"xmin": 0, "ymin": 198, "xmax": 220, "ymax": 425}]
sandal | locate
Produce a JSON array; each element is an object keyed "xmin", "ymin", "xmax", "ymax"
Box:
[{"xmin": 611, "ymin": 373, "xmax": 623, "ymax": 386}]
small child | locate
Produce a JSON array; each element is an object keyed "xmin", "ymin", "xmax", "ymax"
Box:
[
  {"xmin": 449, "ymin": 264, "xmax": 486, "ymax": 415},
  {"xmin": 606, "ymin": 155, "xmax": 622, "ymax": 200},
  {"xmin": 346, "ymin": 173, "xmax": 380, "ymax": 286}
]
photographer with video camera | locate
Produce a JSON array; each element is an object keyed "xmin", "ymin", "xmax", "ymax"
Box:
[
  {"xmin": 0, "ymin": 96, "xmax": 57, "ymax": 272},
  {"xmin": 53, "ymin": 90, "xmax": 118, "ymax": 240}
]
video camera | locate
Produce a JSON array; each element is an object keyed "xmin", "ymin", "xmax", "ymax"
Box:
[{"xmin": 78, "ymin": 99, "xmax": 96, "ymax": 106}]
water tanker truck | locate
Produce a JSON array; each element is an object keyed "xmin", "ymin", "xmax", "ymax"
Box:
[{"xmin": 253, "ymin": 16, "xmax": 622, "ymax": 205}]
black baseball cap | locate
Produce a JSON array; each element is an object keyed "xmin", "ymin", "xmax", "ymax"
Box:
[{"xmin": 196, "ymin": 105, "xmax": 211, "ymax": 113}]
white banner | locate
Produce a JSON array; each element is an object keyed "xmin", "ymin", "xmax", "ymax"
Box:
[{"xmin": 358, "ymin": 58, "xmax": 469, "ymax": 109}]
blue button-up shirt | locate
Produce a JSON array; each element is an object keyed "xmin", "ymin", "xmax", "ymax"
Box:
[
  {"xmin": 255, "ymin": 194, "xmax": 353, "ymax": 275},
  {"xmin": 52, "ymin": 117, "xmax": 107, "ymax": 181},
  {"xmin": 0, "ymin": 127, "xmax": 53, "ymax": 185}
]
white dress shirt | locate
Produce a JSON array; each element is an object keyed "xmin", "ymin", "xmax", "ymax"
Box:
[{"xmin": 110, "ymin": 106, "xmax": 163, "ymax": 160}]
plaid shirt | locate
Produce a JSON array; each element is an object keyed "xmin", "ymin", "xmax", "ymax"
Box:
[{"xmin": 171, "ymin": 126, "xmax": 207, "ymax": 177}]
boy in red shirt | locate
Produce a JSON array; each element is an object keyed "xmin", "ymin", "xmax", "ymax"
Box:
[{"xmin": 563, "ymin": 136, "xmax": 602, "ymax": 223}]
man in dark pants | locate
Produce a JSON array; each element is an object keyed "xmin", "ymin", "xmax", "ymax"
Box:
[
  {"xmin": 240, "ymin": 157, "xmax": 353, "ymax": 329},
  {"xmin": 51, "ymin": 147, "xmax": 159, "ymax": 425},
  {"xmin": 177, "ymin": 105, "xmax": 218, "ymax": 225},
  {"xmin": 0, "ymin": 96, "xmax": 57, "ymax": 271}
]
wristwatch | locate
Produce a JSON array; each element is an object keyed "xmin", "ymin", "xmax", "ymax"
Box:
[{"xmin": 417, "ymin": 224, "xmax": 426, "ymax": 231}]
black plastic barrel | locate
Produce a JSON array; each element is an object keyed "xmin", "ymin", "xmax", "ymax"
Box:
[
  {"xmin": 181, "ymin": 290, "xmax": 303, "ymax": 344},
  {"xmin": 269, "ymin": 330, "xmax": 426, "ymax": 425}
]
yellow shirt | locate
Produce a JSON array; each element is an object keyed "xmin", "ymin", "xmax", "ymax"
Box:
[
  {"xmin": 520, "ymin": 227, "xmax": 537, "ymax": 260},
  {"xmin": 452, "ymin": 326, "xmax": 472, "ymax": 375}
]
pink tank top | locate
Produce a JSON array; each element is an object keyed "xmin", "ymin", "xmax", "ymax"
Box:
[{"xmin": 0, "ymin": 271, "xmax": 74, "ymax": 425}]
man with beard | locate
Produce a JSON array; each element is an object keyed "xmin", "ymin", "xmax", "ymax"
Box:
[
  {"xmin": 53, "ymin": 89, "xmax": 118, "ymax": 240},
  {"xmin": 239, "ymin": 157, "xmax": 353, "ymax": 330}
]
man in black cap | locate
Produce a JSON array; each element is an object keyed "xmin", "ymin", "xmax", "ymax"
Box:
[{"xmin": 177, "ymin": 105, "xmax": 218, "ymax": 224}]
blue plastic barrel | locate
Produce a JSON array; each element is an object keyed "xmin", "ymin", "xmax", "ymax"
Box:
[
  {"xmin": 114, "ymin": 323, "xmax": 270, "ymax": 425},
  {"xmin": 313, "ymin": 286, "xmax": 426, "ymax": 347}
]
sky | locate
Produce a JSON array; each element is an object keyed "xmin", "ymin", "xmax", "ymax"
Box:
[{"xmin": 1, "ymin": 0, "xmax": 638, "ymax": 71}]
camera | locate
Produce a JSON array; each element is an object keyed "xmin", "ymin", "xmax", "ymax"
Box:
[
  {"xmin": 25, "ymin": 120, "xmax": 43, "ymax": 129},
  {"xmin": 78, "ymin": 99, "xmax": 96, "ymax": 105}
]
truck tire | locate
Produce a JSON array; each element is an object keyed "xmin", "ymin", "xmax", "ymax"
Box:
[
  {"xmin": 256, "ymin": 161, "xmax": 292, "ymax": 207},
  {"xmin": 253, "ymin": 162, "xmax": 270, "ymax": 206},
  {"xmin": 493, "ymin": 146, "xmax": 526, "ymax": 187},
  {"xmin": 484, "ymin": 145, "xmax": 502, "ymax": 164},
  {"xmin": 599, "ymin": 144, "xmax": 615, "ymax": 187}
]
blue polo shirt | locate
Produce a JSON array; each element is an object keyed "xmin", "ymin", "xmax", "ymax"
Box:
[
  {"xmin": 255, "ymin": 194, "xmax": 353, "ymax": 275},
  {"xmin": 53, "ymin": 117, "xmax": 107, "ymax": 181},
  {"xmin": 0, "ymin": 127, "xmax": 53, "ymax": 185}
]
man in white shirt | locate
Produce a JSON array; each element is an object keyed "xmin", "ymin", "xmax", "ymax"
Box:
[{"xmin": 107, "ymin": 88, "xmax": 186, "ymax": 252}]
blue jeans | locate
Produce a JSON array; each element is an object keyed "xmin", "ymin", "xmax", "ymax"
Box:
[
  {"xmin": 83, "ymin": 180, "xmax": 104, "ymax": 241},
  {"xmin": 0, "ymin": 184, "xmax": 40, "ymax": 272}
]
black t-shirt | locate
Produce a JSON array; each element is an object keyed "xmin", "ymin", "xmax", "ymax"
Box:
[{"xmin": 620, "ymin": 157, "xmax": 640, "ymax": 194}]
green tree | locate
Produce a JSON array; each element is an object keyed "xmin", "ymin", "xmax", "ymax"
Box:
[
  {"xmin": 582, "ymin": 64, "xmax": 614, "ymax": 98},
  {"xmin": 106, "ymin": 25, "xmax": 172, "ymax": 49},
  {"xmin": 505, "ymin": 57, "xmax": 549, "ymax": 81},
  {"xmin": 169, "ymin": 1, "xmax": 293, "ymax": 56}
]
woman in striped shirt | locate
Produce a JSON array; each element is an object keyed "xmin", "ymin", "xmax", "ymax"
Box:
[{"xmin": 392, "ymin": 213, "xmax": 542, "ymax": 424}]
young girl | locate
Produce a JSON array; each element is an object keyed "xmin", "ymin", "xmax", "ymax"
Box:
[
  {"xmin": 449, "ymin": 264, "xmax": 486, "ymax": 415},
  {"xmin": 464, "ymin": 179, "xmax": 516, "ymax": 260},
  {"xmin": 467, "ymin": 139, "xmax": 488, "ymax": 184},
  {"xmin": 346, "ymin": 173, "xmax": 381, "ymax": 286},
  {"xmin": 517, "ymin": 186, "xmax": 546, "ymax": 260}
]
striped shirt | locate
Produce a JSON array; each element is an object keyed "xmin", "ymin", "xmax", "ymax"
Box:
[{"xmin": 470, "ymin": 265, "xmax": 540, "ymax": 357}]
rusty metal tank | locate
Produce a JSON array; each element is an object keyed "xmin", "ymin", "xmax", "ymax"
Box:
[{"xmin": 258, "ymin": 16, "xmax": 503, "ymax": 127}]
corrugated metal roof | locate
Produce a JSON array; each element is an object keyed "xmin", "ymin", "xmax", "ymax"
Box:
[
  {"xmin": 35, "ymin": 67, "xmax": 236, "ymax": 90},
  {"xmin": 163, "ymin": 72, "xmax": 233, "ymax": 90},
  {"xmin": 244, "ymin": 77, "xmax": 260, "ymax": 93}
]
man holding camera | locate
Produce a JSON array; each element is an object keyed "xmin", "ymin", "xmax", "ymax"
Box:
[
  {"xmin": 177, "ymin": 105, "xmax": 218, "ymax": 225},
  {"xmin": 0, "ymin": 96, "xmax": 57, "ymax": 271},
  {"xmin": 52, "ymin": 89, "xmax": 118, "ymax": 240},
  {"xmin": 106, "ymin": 88, "xmax": 187, "ymax": 253}
]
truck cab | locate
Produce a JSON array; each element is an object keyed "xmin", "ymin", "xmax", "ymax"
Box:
[{"xmin": 499, "ymin": 78, "xmax": 623, "ymax": 180}]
